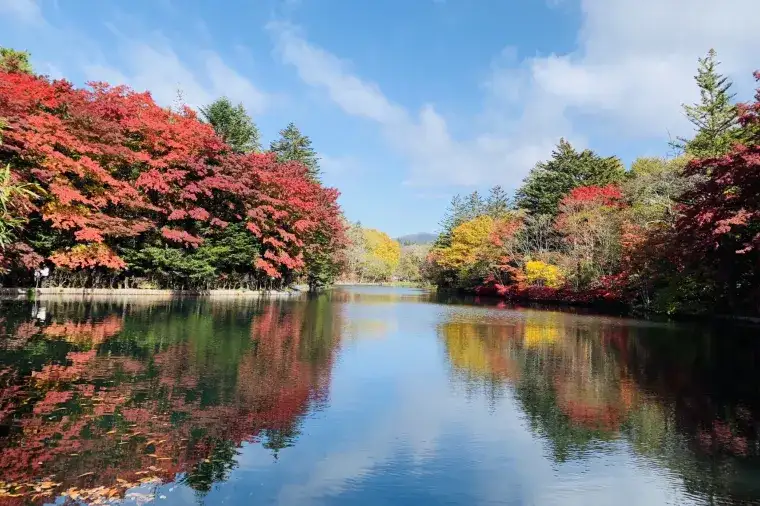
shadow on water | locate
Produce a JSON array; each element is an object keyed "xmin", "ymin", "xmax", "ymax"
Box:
[{"xmin": 0, "ymin": 288, "xmax": 759, "ymax": 504}]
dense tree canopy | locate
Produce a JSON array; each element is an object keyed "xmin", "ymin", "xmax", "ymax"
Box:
[
  {"xmin": 0, "ymin": 60, "xmax": 345, "ymax": 290},
  {"xmin": 674, "ymin": 73, "xmax": 760, "ymax": 313},
  {"xmin": 359, "ymin": 229, "xmax": 400, "ymax": 282},
  {"xmin": 200, "ymin": 97, "xmax": 261, "ymax": 154},
  {"xmin": 425, "ymin": 58, "xmax": 760, "ymax": 316},
  {"xmin": 339, "ymin": 221, "xmax": 429, "ymax": 284},
  {"xmin": 269, "ymin": 122, "xmax": 320, "ymax": 181},
  {"xmin": 515, "ymin": 139, "xmax": 625, "ymax": 216},
  {"xmin": 0, "ymin": 47, "xmax": 32, "ymax": 74}
]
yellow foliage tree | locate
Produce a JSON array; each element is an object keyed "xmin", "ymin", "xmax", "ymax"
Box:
[
  {"xmin": 361, "ymin": 229, "xmax": 400, "ymax": 281},
  {"xmin": 435, "ymin": 215, "xmax": 495, "ymax": 270},
  {"xmin": 524, "ymin": 260, "xmax": 564, "ymax": 288}
]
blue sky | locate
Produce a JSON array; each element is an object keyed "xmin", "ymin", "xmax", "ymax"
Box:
[{"xmin": 0, "ymin": 0, "xmax": 758, "ymax": 236}]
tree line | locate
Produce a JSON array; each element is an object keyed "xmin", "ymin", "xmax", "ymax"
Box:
[
  {"xmin": 0, "ymin": 48, "xmax": 345, "ymax": 291},
  {"xmin": 341, "ymin": 222, "xmax": 430, "ymax": 283},
  {"xmin": 424, "ymin": 50, "xmax": 760, "ymax": 315}
]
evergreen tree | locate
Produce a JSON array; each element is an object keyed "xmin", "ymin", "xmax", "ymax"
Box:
[
  {"xmin": 434, "ymin": 195, "xmax": 464, "ymax": 248},
  {"xmin": 200, "ymin": 97, "xmax": 261, "ymax": 153},
  {"xmin": 0, "ymin": 47, "xmax": 33, "ymax": 74},
  {"xmin": 515, "ymin": 139, "xmax": 624, "ymax": 216},
  {"xmin": 485, "ymin": 185, "xmax": 510, "ymax": 218},
  {"xmin": 463, "ymin": 191, "xmax": 485, "ymax": 220},
  {"xmin": 673, "ymin": 49, "xmax": 740, "ymax": 158},
  {"xmin": 269, "ymin": 122, "xmax": 320, "ymax": 180},
  {"xmin": 434, "ymin": 191, "xmax": 489, "ymax": 248}
]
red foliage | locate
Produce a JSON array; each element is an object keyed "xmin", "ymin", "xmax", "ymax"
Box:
[
  {"xmin": 0, "ymin": 70, "xmax": 345, "ymax": 278},
  {"xmin": 49, "ymin": 243, "xmax": 126, "ymax": 270},
  {"xmin": 476, "ymin": 280, "xmax": 625, "ymax": 306},
  {"xmin": 560, "ymin": 184, "xmax": 624, "ymax": 209},
  {"xmin": 673, "ymin": 72, "xmax": 760, "ymax": 308},
  {"xmin": 0, "ymin": 305, "xmax": 340, "ymax": 504},
  {"xmin": 553, "ymin": 184, "xmax": 626, "ymax": 250}
]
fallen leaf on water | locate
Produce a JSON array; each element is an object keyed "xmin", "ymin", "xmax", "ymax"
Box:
[{"xmin": 77, "ymin": 472, "xmax": 95, "ymax": 478}]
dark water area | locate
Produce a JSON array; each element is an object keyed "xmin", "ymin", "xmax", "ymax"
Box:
[{"xmin": 1, "ymin": 287, "xmax": 760, "ymax": 505}]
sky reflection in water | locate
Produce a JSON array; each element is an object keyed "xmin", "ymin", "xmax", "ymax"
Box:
[{"xmin": 0, "ymin": 287, "xmax": 759, "ymax": 505}]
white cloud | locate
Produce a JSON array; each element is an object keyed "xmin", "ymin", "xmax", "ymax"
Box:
[
  {"xmin": 268, "ymin": 22, "xmax": 558, "ymax": 189},
  {"xmin": 524, "ymin": 0, "xmax": 760, "ymax": 138},
  {"xmin": 269, "ymin": 0, "xmax": 759, "ymax": 189},
  {"xmin": 82, "ymin": 39, "xmax": 271, "ymax": 115},
  {"xmin": 3, "ymin": 1, "xmax": 271, "ymax": 116}
]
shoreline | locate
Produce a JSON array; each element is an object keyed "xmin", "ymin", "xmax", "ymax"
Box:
[
  {"xmin": 0, "ymin": 287, "xmax": 306, "ymax": 300},
  {"xmin": 333, "ymin": 281, "xmax": 432, "ymax": 288},
  {"xmin": 448, "ymin": 288, "xmax": 760, "ymax": 324}
]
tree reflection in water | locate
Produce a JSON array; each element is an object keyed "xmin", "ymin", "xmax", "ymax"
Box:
[
  {"xmin": 439, "ymin": 308, "xmax": 760, "ymax": 504},
  {"xmin": 0, "ymin": 297, "xmax": 342, "ymax": 505}
]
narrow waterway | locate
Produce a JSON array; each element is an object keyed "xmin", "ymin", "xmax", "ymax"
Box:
[{"xmin": 1, "ymin": 286, "xmax": 759, "ymax": 505}]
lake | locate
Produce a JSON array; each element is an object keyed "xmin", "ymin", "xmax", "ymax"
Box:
[{"xmin": 1, "ymin": 286, "xmax": 760, "ymax": 505}]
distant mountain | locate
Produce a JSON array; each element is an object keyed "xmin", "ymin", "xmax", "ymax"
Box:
[{"xmin": 396, "ymin": 232, "xmax": 436, "ymax": 245}]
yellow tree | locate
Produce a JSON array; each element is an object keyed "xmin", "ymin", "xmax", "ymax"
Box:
[
  {"xmin": 435, "ymin": 215, "xmax": 495, "ymax": 270},
  {"xmin": 429, "ymin": 213, "xmax": 526, "ymax": 289},
  {"xmin": 361, "ymin": 229, "xmax": 400, "ymax": 281},
  {"xmin": 524, "ymin": 260, "xmax": 564, "ymax": 288}
]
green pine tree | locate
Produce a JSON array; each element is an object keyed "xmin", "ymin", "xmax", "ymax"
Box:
[
  {"xmin": 200, "ymin": 97, "xmax": 261, "ymax": 154},
  {"xmin": 516, "ymin": 139, "xmax": 625, "ymax": 216},
  {"xmin": 485, "ymin": 185, "xmax": 510, "ymax": 218},
  {"xmin": 269, "ymin": 122, "xmax": 320, "ymax": 180},
  {"xmin": 0, "ymin": 47, "xmax": 33, "ymax": 74},
  {"xmin": 673, "ymin": 49, "xmax": 740, "ymax": 158},
  {"xmin": 434, "ymin": 192, "xmax": 486, "ymax": 248}
]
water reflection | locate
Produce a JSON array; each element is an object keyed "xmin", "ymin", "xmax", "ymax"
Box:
[
  {"xmin": 1, "ymin": 290, "xmax": 760, "ymax": 505},
  {"xmin": 439, "ymin": 307, "xmax": 760, "ymax": 503},
  {"xmin": 0, "ymin": 297, "xmax": 342, "ymax": 504}
]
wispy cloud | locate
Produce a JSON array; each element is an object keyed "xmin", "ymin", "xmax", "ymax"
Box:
[
  {"xmin": 4, "ymin": 0, "xmax": 272, "ymax": 115},
  {"xmin": 520, "ymin": 0, "xmax": 759, "ymax": 138},
  {"xmin": 268, "ymin": 0, "xmax": 759, "ymax": 190},
  {"xmin": 267, "ymin": 21, "xmax": 557, "ymax": 189}
]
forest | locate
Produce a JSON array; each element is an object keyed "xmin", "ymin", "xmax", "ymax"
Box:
[
  {"xmin": 423, "ymin": 50, "xmax": 760, "ymax": 316},
  {"xmin": 0, "ymin": 48, "xmax": 348, "ymax": 292},
  {"xmin": 339, "ymin": 224, "xmax": 431, "ymax": 284},
  {"xmin": 1, "ymin": 47, "xmax": 759, "ymax": 315}
]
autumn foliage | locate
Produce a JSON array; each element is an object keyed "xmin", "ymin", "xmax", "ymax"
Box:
[
  {"xmin": 0, "ymin": 298, "xmax": 341, "ymax": 504},
  {"xmin": 0, "ymin": 69, "xmax": 345, "ymax": 288},
  {"xmin": 672, "ymin": 74, "xmax": 760, "ymax": 312},
  {"xmin": 427, "ymin": 69, "xmax": 760, "ymax": 315}
]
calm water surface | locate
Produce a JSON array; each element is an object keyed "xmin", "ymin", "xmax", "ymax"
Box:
[{"xmin": 1, "ymin": 287, "xmax": 760, "ymax": 505}]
